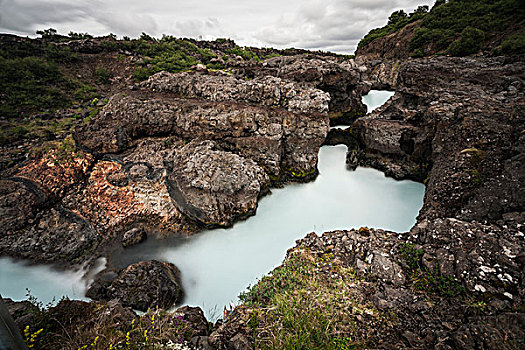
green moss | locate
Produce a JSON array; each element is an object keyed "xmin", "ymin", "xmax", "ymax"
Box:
[
  {"xmin": 400, "ymin": 244, "xmax": 465, "ymax": 297},
  {"xmin": 286, "ymin": 167, "xmax": 316, "ymax": 179},
  {"xmin": 400, "ymin": 243, "xmax": 424, "ymax": 270}
]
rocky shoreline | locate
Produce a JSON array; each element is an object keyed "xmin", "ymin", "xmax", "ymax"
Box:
[
  {"xmin": 210, "ymin": 55, "xmax": 524, "ymax": 348},
  {"xmin": 1, "ymin": 31, "xmax": 524, "ymax": 349}
]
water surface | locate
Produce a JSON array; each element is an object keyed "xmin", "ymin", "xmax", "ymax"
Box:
[
  {"xmin": 0, "ymin": 91, "xmax": 422, "ymax": 321},
  {"xmin": 113, "ymin": 145, "xmax": 424, "ymax": 319},
  {"xmin": 331, "ymin": 90, "xmax": 395, "ymax": 130}
]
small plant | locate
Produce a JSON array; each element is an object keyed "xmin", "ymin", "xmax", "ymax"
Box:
[
  {"xmin": 24, "ymin": 325, "xmax": 44, "ymax": 348},
  {"xmin": 94, "ymin": 67, "xmax": 111, "ymax": 84},
  {"xmin": 400, "ymin": 243, "xmax": 424, "ymax": 270}
]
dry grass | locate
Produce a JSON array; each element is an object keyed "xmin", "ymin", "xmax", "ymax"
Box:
[{"xmin": 239, "ymin": 248, "xmax": 396, "ymax": 350}]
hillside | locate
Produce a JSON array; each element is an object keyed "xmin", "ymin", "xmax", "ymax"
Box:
[{"xmin": 356, "ymin": 0, "xmax": 525, "ymax": 59}]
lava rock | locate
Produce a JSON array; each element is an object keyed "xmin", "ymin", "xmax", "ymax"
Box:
[{"xmin": 87, "ymin": 260, "xmax": 183, "ymax": 311}]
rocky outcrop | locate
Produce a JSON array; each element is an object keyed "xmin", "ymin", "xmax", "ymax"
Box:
[
  {"xmin": 353, "ymin": 56, "xmax": 524, "ymax": 183},
  {"xmin": 239, "ymin": 55, "xmax": 370, "ymax": 116},
  {"xmin": 141, "ymin": 71, "xmax": 331, "ymax": 114},
  {"xmin": 355, "ymin": 20, "xmax": 422, "ymax": 61},
  {"xmin": 74, "ymin": 93, "xmax": 329, "ymax": 177},
  {"xmin": 167, "ymin": 140, "xmax": 269, "ymax": 227},
  {"xmin": 87, "ymin": 260, "xmax": 183, "ymax": 311}
]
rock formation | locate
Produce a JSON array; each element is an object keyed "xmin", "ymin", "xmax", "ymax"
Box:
[{"xmin": 87, "ymin": 260, "xmax": 183, "ymax": 311}]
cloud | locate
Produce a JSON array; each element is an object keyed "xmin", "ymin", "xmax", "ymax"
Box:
[{"xmin": 0, "ymin": 0, "xmax": 433, "ymax": 54}]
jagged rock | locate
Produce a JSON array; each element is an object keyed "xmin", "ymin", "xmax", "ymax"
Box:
[
  {"xmin": 62, "ymin": 158, "xmax": 195, "ymax": 236},
  {"xmin": 141, "ymin": 71, "xmax": 331, "ymax": 114},
  {"xmin": 75, "ymin": 93, "xmax": 329, "ymax": 176},
  {"xmin": 353, "ymin": 56, "xmax": 524, "ymax": 185},
  {"xmin": 240, "ymin": 55, "xmax": 369, "ymax": 115},
  {"xmin": 121, "ymin": 227, "xmax": 147, "ymax": 247},
  {"xmin": 87, "ymin": 260, "xmax": 183, "ymax": 311},
  {"xmin": 167, "ymin": 140, "xmax": 269, "ymax": 227},
  {"xmin": 175, "ymin": 306, "xmax": 209, "ymax": 336},
  {"xmin": 0, "ymin": 179, "xmax": 49, "ymax": 234}
]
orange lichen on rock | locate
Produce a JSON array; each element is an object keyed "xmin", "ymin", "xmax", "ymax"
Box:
[
  {"xmin": 16, "ymin": 148, "xmax": 95, "ymax": 198},
  {"xmin": 64, "ymin": 161, "xmax": 190, "ymax": 236}
]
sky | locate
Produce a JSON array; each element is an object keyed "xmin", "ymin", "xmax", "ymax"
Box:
[{"xmin": 0, "ymin": 0, "xmax": 432, "ymax": 54}]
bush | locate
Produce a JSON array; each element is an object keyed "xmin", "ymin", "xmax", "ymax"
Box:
[
  {"xmin": 447, "ymin": 26, "xmax": 485, "ymax": 56},
  {"xmin": 501, "ymin": 33, "xmax": 525, "ymax": 55},
  {"xmin": 95, "ymin": 67, "xmax": 111, "ymax": 84}
]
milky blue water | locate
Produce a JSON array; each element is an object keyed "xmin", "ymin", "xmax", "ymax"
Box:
[
  {"xmin": 0, "ymin": 89, "xmax": 422, "ymax": 321},
  {"xmin": 113, "ymin": 145, "xmax": 424, "ymax": 319},
  {"xmin": 331, "ymin": 90, "xmax": 395, "ymax": 129}
]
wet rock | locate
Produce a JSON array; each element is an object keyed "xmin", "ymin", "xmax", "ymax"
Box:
[
  {"xmin": 87, "ymin": 260, "xmax": 183, "ymax": 311},
  {"xmin": 167, "ymin": 140, "xmax": 269, "ymax": 227},
  {"xmin": 0, "ymin": 204, "xmax": 101, "ymax": 264},
  {"xmin": 121, "ymin": 227, "xmax": 147, "ymax": 247}
]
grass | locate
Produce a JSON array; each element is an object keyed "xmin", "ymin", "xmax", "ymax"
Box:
[
  {"xmin": 239, "ymin": 248, "xmax": 394, "ymax": 349},
  {"xmin": 399, "ymin": 243, "xmax": 465, "ymax": 298},
  {"xmin": 20, "ymin": 298, "xmax": 201, "ymax": 350}
]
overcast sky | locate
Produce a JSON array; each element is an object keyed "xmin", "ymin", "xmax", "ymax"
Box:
[{"xmin": 0, "ymin": 0, "xmax": 432, "ymax": 54}]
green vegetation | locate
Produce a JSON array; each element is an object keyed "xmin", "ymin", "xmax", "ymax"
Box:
[
  {"xmin": 358, "ymin": 0, "xmax": 525, "ymax": 56},
  {"xmin": 239, "ymin": 248, "xmax": 394, "ymax": 349},
  {"xmin": 225, "ymin": 46, "xmax": 261, "ymax": 61},
  {"xmin": 357, "ymin": 6, "xmax": 429, "ymax": 50},
  {"xmin": 400, "ymin": 243, "xmax": 465, "ymax": 297},
  {"xmin": 20, "ymin": 293, "xmax": 204, "ymax": 350},
  {"xmin": 0, "ymin": 56, "xmax": 76, "ymax": 118}
]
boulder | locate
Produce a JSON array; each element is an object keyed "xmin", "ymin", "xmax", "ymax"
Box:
[
  {"xmin": 167, "ymin": 140, "xmax": 269, "ymax": 227},
  {"xmin": 121, "ymin": 227, "xmax": 147, "ymax": 247},
  {"xmin": 87, "ymin": 260, "xmax": 183, "ymax": 311}
]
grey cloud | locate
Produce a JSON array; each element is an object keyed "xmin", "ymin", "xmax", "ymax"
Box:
[{"xmin": 0, "ymin": 0, "xmax": 432, "ymax": 54}]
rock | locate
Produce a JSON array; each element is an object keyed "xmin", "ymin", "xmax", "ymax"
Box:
[
  {"xmin": 229, "ymin": 333, "xmax": 253, "ymax": 350},
  {"xmin": 3, "ymin": 298, "xmax": 40, "ymax": 330},
  {"xmin": 75, "ymin": 93, "xmax": 329, "ymax": 177},
  {"xmin": 167, "ymin": 140, "xmax": 269, "ymax": 227},
  {"xmin": 241, "ymin": 55, "xmax": 369, "ymax": 115},
  {"xmin": 87, "ymin": 260, "xmax": 183, "ymax": 311},
  {"xmin": 174, "ymin": 306, "xmax": 209, "ymax": 336},
  {"xmin": 141, "ymin": 71, "xmax": 331, "ymax": 114},
  {"xmin": 121, "ymin": 227, "xmax": 147, "ymax": 247}
]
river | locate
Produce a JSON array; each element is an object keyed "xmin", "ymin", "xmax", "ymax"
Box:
[{"xmin": 0, "ymin": 90, "xmax": 420, "ymax": 321}]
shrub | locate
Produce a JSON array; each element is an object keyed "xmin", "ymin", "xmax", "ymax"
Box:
[
  {"xmin": 447, "ymin": 26, "xmax": 485, "ymax": 56},
  {"xmin": 94, "ymin": 67, "xmax": 111, "ymax": 84},
  {"xmin": 501, "ymin": 33, "xmax": 525, "ymax": 55}
]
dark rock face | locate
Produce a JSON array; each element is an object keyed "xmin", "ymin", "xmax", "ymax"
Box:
[
  {"xmin": 87, "ymin": 260, "xmax": 182, "ymax": 311},
  {"xmin": 353, "ymin": 56, "xmax": 524, "ymax": 184},
  {"xmin": 167, "ymin": 140, "xmax": 269, "ymax": 227},
  {"xmin": 239, "ymin": 55, "xmax": 370, "ymax": 116}
]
